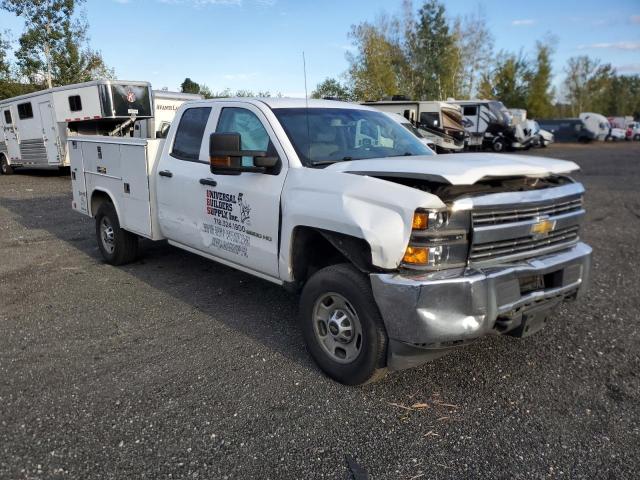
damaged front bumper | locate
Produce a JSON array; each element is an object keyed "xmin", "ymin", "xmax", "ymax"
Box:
[{"xmin": 370, "ymin": 242, "xmax": 592, "ymax": 370}]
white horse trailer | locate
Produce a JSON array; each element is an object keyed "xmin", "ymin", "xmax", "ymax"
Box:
[
  {"xmin": 0, "ymin": 80, "xmax": 153, "ymax": 174},
  {"xmin": 133, "ymin": 90, "xmax": 202, "ymax": 139}
]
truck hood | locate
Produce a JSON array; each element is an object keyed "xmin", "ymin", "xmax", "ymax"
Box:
[{"xmin": 326, "ymin": 153, "xmax": 579, "ymax": 185}]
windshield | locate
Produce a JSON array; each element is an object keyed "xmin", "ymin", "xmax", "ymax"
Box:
[{"xmin": 273, "ymin": 107, "xmax": 433, "ymax": 166}]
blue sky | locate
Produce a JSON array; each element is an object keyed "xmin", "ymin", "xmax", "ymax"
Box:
[{"xmin": 1, "ymin": 0, "xmax": 639, "ymax": 97}]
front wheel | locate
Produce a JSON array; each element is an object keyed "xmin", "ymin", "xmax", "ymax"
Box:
[
  {"xmin": 299, "ymin": 264, "xmax": 388, "ymax": 385},
  {"xmin": 1, "ymin": 155, "xmax": 13, "ymax": 175},
  {"xmin": 95, "ymin": 202, "xmax": 139, "ymax": 265}
]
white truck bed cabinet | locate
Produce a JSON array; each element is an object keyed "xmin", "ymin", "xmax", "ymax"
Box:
[{"xmin": 69, "ymin": 136, "xmax": 164, "ymax": 240}]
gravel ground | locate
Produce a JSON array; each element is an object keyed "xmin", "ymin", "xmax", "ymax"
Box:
[{"xmin": 0, "ymin": 142, "xmax": 638, "ymax": 479}]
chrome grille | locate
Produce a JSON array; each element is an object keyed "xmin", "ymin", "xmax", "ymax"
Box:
[
  {"xmin": 468, "ymin": 186, "xmax": 585, "ymax": 265},
  {"xmin": 472, "ymin": 198, "xmax": 583, "ymax": 226},
  {"xmin": 470, "ymin": 226, "xmax": 580, "ymax": 262}
]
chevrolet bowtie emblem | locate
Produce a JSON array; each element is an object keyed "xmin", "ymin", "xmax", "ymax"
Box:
[{"xmin": 530, "ymin": 217, "xmax": 556, "ymax": 237}]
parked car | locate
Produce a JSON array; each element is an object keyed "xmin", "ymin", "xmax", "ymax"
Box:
[
  {"xmin": 536, "ymin": 119, "xmax": 597, "ymax": 143},
  {"xmin": 527, "ymin": 120, "xmax": 554, "ymax": 148}
]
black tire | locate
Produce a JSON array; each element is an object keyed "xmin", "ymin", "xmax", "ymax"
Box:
[
  {"xmin": 1, "ymin": 155, "xmax": 13, "ymax": 175},
  {"xmin": 299, "ymin": 263, "xmax": 388, "ymax": 385},
  {"xmin": 95, "ymin": 202, "xmax": 138, "ymax": 265},
  {"xmin": 492, "ymin": 138, "xmax": 506, "ymax": 153}
]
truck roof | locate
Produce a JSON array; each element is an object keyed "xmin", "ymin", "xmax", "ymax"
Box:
[{"xmin": 192, "ymin": 97, "xmax": 375, "ymax": 111}]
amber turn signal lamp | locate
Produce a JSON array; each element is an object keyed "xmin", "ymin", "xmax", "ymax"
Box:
[
  {"xmin": 403, "ymin": 246, "xmax": 429, "ymax": 265},
  {"xmin": 412, "ymin": 212, "xmax": 428, "ymax": 230},
  {"xmin": 210, "ymin": 156, "xmax": 232, "ymax": 167}
]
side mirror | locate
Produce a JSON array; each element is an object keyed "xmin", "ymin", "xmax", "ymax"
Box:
[{"xmin": 209, "ymin": 132, "xmax": 280, "ymax": 175}]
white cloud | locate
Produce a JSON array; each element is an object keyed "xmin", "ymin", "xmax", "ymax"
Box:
[
  {"xmin": 578, "ymin": 41, "xmax": 640, "ymax": 51},
  {"xmin": 511, "ymin": 19, "xmax": 535, "ymax": 26},
  {"xmin": 616, "ymin": 64, "xmax": 640, "ymax": 74},
  {"xmin": 157, "ymin": 0, "xmax": 242, "ymax": 5},
  {"xmin": 222, "ymin": 72, "xmax": 258, "ymax": 80},
  {"xmin": 156, "ymin": 0, "xmax": 275, "ymax": 5}
]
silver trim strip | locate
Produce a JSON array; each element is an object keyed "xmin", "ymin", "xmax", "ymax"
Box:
[{"xmin": 453, "ymin": 182, "xmax": 585, "ymax": 211}]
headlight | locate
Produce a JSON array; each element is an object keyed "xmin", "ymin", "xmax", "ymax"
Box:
[{"xmin": 402, "ymin": 208, "xmax": 470, "ymax": 270}]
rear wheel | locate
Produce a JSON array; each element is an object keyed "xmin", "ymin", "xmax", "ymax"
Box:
[
  {"xmin": 492, "ymin": 138, "xmax": 506, "ymax": 152},
  {"xmin": 299, "ymin": 264, "xmax": 388, "ymax": 385},
  {"xmin": 1, "ymin": 155, "xmax": 13, "ymax": 175},
  {"xmin": 95, "ymin": 202, "xmax": 138, "ymax": 265}
]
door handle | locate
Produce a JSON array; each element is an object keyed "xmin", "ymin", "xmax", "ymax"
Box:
[
  {"xmin": 159, "ymin": 170, "xmax": 173, "ymax": 178},
  {"xmin": 199, "ymin": 178, "xmax": 217, "ymax": 187}
]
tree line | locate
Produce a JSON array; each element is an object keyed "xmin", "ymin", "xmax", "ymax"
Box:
[
  {"xmin": 311, "ymin": 0, "xmax": 640, "ymax": 119},
  {"xmin": 0, "ymin": 0, "xmax": 112, "ymax": 100}
]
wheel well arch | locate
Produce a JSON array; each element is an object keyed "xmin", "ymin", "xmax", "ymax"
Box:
[
  {"xmin": 90, "ymin": 189, "xmax": 116, "ymax": 218},
  {"xmin": 289, "ymin": 226, "xmax": 378, "ymax": 288}
]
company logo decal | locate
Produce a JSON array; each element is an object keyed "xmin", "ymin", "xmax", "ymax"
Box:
[
  {"xmin": 530, "ymin": 216, "xmax": 556, "ymax": 238},
  {"xmin": 126, "ymin": 90, "xmax": 136, "ymax": 103}
]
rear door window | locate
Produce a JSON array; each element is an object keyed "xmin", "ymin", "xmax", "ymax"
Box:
[
  {"xmin": 171, "ymin": 107, "xmax": 212, "ymax": 161},
  {"xmin": 3, "ymin": 109, "xmax": 11, "ymax": 124}
]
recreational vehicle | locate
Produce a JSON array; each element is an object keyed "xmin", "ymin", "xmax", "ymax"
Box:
[
  {"xmin": 447, "ymin": 99, "xmax": 519, "ymax": 152},
  {"xmin": 0, "ymin": 80, "xmax": 153, "ymax": 174},
  {"xmin": 362, "ymin": 100, "xmax": 465, "ymax": 153},
  {"xmin": 579, "ymin": 112, "xmax": 609, "ymax": 141}
]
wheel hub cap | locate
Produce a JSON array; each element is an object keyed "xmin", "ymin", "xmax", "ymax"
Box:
[
  {"xmin": 313, "ymin": 293, "xmax": 363, "ymax": 364},
  {"xmin": 100, "ymin": 218, "xmax": 115, "ymax": 254}
]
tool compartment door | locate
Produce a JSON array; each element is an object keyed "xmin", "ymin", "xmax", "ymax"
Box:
[
  {"xmin": 119, "ymin": 142, "xmax": 152, "ymax": 237},
  {"xmin": 69, "ymin": 139, "xmax": 89, "ymax": 214}
]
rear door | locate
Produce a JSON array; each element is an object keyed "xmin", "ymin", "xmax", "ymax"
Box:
[
  {"xmin": 1, "ymin": 107, "xmax": 20, "ymax": 160},
  {"xmin": 37, "ymin": 101, "xmax": 59, "ymax": 165}
]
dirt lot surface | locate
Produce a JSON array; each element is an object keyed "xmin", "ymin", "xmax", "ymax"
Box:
[{"xmin": 1, "ymin": 142, "xmax": 638, "ymax": 479}]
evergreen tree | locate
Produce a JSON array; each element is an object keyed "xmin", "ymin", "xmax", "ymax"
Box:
[
  {"xmin": 526, "ymin": 39, "xmax": 555, "ymax": 118},
  {"xmin": 409, "ymin": 0, "xmax": 459, "ymax": 100},
  {"xmin": 180, "ymin": 77, "xmax": 200, "ymax": 94}
]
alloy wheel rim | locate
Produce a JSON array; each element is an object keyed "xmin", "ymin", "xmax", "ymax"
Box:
[
  {"xmin": 100, "ymin": 217, "xmax": 115, "ymax": 254},
  {"xmin": 312, "ymin": 292, "xmax": 363, "ymax": 364}
]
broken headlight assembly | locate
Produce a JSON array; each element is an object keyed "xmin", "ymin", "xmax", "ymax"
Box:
[{"xmin": 402, "ymin": 208, "xmax": 470, "ymax": 270}]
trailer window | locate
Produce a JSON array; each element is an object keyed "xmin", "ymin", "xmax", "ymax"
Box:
[
  {"xmin": 171, "ymin": 107, "xmax": 211, "ymax": 161},
  {"xmin": 463, "ymin": 106, "xmax": 477, "ymax": 116},
  {"xmin": 17, "ymin": 102, "xmax": 33, "ymax": 120},
  {"xmin": 69, "ymin": 95, "xmax": 82, "ymax": 112},
  {"xmin": 3, "ymin": 110, "xmax": 11, "ymax": 124}
]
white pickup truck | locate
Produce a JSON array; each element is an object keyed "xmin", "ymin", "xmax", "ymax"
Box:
[{"xmin": 70, "ymin": 98, "xmax": 592, "ymax": 385}]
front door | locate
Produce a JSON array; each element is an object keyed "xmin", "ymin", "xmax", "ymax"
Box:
[
  {"xmin": 38, "ymin": 101, "xmax": 59, "ymax": 165},
  {"xmin": 156, "ymin": 102, "xmax": 288, "ymax": 279}
]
